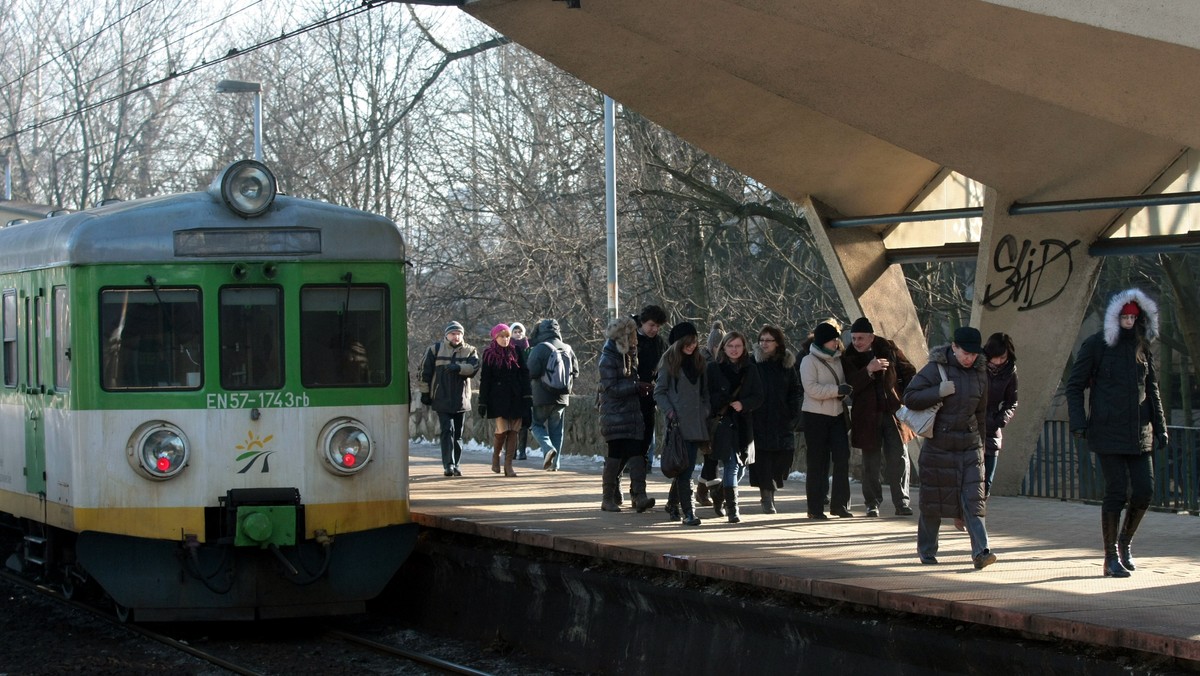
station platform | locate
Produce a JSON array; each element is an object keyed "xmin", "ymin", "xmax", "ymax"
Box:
[{"xmin": 407, "ymin": 442, "xmax": 1200, "ymax": 667}]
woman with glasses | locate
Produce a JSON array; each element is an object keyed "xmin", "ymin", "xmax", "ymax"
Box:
[
  {"xmin": 706, "ymin": 331, "xmax": 764, "ymax": 523},
  {"xmin": 749, "ymin": 325, "xmax": 802, "ymax": 514}
]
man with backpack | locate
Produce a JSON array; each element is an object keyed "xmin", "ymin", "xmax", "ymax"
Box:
[
  {"xmin": 418, "ymin": 321, "xmax": 479, "ymax": 476},
  {"xmin": 527, "ymin": 318, "xmax": 578, "ymax": 471}
]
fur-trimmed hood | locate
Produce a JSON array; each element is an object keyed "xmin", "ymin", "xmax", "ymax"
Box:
[
  {"xmin": 606, "ymin": 316, "xmax": 638, "ymax": 354},
  {"xmin": 754, "ymin": 345, "xmax": 797, "ymax": 368},
  {"xmin": 1103, "ymin": 288, "xmax": 1159, "ymax": 347},
  {"xmin": 927, "ymin": 343, "xmax": 987, "ymax": 372}
]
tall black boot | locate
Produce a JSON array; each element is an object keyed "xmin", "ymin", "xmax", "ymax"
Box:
[
  {"xmin": 760, "ymin": 487, "xmax": 777, "ymax": 514},
  {"xmin": 664, "ymin": 482, "xmax": 681, "ymax": 521},
  {"xmin": 681, "ymin": 481, "xmax": 701, "ymax": 526},
  {"xmin": 710, "ymin": 481, "xmax": 725, "ymax": 518},
  {"xmin": 726, "ymin": 485, "xmax": 741, "ymax": 524},
  {"xmin": 1118, "ymin": 507, "xmax": 1147, "ymax": 572},
  {"xmin": 516, "ymin": 427, "xmax": 528, "ymax": 460},
  {"xmin": 1102, "ymin": 510, "xmax": 1130, "ymax": 578},
  {"xmin": 601, "ymin": 458, "xmax": 622, "ymax": 512},
  {"xmin": 629, "ymin": 456, "xmax": 656, "ymax": 513}
]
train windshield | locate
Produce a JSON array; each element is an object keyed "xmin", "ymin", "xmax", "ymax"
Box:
[
  {"xmin": 100, "ymin": 288, "xmax": 202, "ymax": 390},
  {"xmin": 300, "ymin": 286, "xmax": 389, "ymax": 387},
  {"xmin": 220, "ymin": 287, "xmax": 283, "ymax": 390}
]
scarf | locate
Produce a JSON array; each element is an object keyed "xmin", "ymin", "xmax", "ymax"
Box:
[{"xmin": 482, "ymin": 340, "xmax": 519, "ymax": 369}]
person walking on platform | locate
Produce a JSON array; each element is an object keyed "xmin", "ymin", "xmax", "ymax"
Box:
[
  {"xmin": 509, "ymin": 322, "xmax": 532, "ymax": 460},
  {"xmin": 526, "ymin": 318, "xmax": 578, "ymax": 471},
  {"xmin": 1065, "ymin": 288, "xmax": 1167, "ymax": 578},
  {"xmin": 630, "ymin": 305, "xmax": 669, "ymax": 489},
  {"xmin": 707, "ymin": 331, "xmax": 764, "ymax": 523},
  {"xmin": 654, "ymin": 322, "xmax": 709, "ymax": 526},
  {"xmin": 749, "ymin": 325, "xmax": 802, "ymax": 514},
  {"xmin": 598, "ymin": 317, "xmax": 655, "ymax": 512},
  {"xmin": 800, "ymin": 321, "xmax": 853, "ymax": 520},
  {"xmin": 695, "ymin": 320, "xmax": 726, "ymax": 507},
  {"xmin": 478, "ymin": 324, "xmax": 531, "ymax": 477},
  {"xmin": 418, "ymin": 321, "xmax": 479, "ymax": 477},
  {"xmin": 904, "ymin": 326, "xmax": 996, "ymax": 570},
  {"xmin": 982, "ymin": 332, "xmax": 1019, "ymax": 498},
  {"xmin": 842, "ymin": 317, "xmax": 917, "ymax": 517}
]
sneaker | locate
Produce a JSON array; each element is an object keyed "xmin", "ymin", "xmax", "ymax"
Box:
[
  {"xmin": 443, "ymin": 469, "xmax": 454, "ymax": 477},
  {"xmin": 973, "ymin": 550, "xmax": 997, "ymax": 570},
  {"xmin": 452, "ymin": 467, "xmax": 462, "ymax": 477},
  {"xmin": 895, "ymin": 505, "xmax": 914, "ymax": 516},
  {"xmin": 866, "ymin": 507, "xmax": 880, "ymax": 518}
]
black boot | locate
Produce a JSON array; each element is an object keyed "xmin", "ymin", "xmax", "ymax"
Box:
[
  {"xmin": 664, "ymin": 482, "xmax": 681, "ymax": 521},
  {"xmin": 629, "ymin": 456, "xmax": 656, "ymax": 513},
  {"xmin": 1118, "ymin": 507, "xmax": 1147, "ymax": 572},
  {"xmin": 681, "ymin": 482, "xmax": 701, "ymax": 526},
  {"xmin": 726, "ymin": 485, "xmax": 741, "ymax": 524},
  {"xmin": 695, "ymin": 481, "xmax": 712, "ymax": 506},
  {"xmin": 516, "ymin": 427, "xmax": 528, "ymax": 460},
  {"xmin": 760, "ymin": 487, "xmax": 777, "ymax": 514},
  {"xmin": 710, "ymin": 482, "xmax": 725, "ymax": 518},
  {"xmin": 1102, "ymin": 511, "xmax": 1130, "ymax": 578},
  {"xmin": 601, "ymin": 458, "xmax": 621, "ymax": 512}
]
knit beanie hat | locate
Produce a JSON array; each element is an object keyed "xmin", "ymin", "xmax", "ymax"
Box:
[
  {"xmin": 953, "ymin": 326, "xmax": 983, "ymax": 353},
  {"xmin": 1120, "ymin": 302, "xmax": 1141, "ymax": 316},
  {"xmin": 668, "ymin": 321, "xmax": 699, "ymax": 345},
  {"xmin": 813, "ymin": 322, "xmax": 840, "ymax": 345},
  {"xmin": 445, "ymin": 321, "xmax": 464, "ymax": 335},
  {"xmin": 490, "ymin": 323, "xmax": 510, "ymax": 340},
  {"xmin": 850, "ymin": 317, "xmax": 874, "ymax": 334}
]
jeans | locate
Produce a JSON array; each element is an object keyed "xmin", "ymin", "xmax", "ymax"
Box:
[
  {"xmin": 531, "ymin": 404, "xmax": 566, "ymax": 469},
  {"xmin": 438, "ymin": 411, "xmax": 464, "ymax": 471},
  {"xmin": 861, "ymin": 415, "xmax": 911, "ymax": 509},
  {"xmin": 983, "ymin": 453, "xmax": 997, "ymax": 498},
  {"xmin": 1098, "ymin": 452, "xmax": 1154, "ymax": 513},
  {"xmin": 917, "ymin": 477, "xmax": 991, "ymax": 560}
]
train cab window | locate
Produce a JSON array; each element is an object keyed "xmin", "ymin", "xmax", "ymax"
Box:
[
  {"xmin": 2, "ymin": 290, "xmax": 15, "ymax": 387},
  {"xmin": 219, "ymin": 287, "xmax": 283, "ymax": 390},
  {"xmin": 100, "ymin": 288, "xmax": 202, "ymax": 391},
  {"xmin": 300, "ymin": 286, "xmax": 389, "ymax": 387},
  {"xmin": 53, "ymin": 286, "xmax": 71, "ymax": 390}
]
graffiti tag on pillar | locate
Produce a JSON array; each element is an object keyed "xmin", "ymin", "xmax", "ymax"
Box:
[{"xmin": 982, "ymin": 235, "xmax": 1080, "ymax": 311}]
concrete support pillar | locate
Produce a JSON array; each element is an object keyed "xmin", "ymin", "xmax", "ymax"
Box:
[
  {"xmin": 802, "ymin": 198, "xmax": 927, "ymax": 369},
  {"xmin": 972, "ymin": 187, "xmax": 1104, "ymax": 496}
]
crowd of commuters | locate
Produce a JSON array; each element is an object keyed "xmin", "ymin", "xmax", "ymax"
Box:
[{"xmin": 422, "ymin": 285, "xmax": 1170, "ymax": 576}]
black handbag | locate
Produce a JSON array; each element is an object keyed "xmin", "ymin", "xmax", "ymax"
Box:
[{"xmin": 660, "ymin": 420, "xmax": 689, "ymax": 478}]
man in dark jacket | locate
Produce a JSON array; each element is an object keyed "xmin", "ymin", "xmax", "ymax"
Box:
[
  {"xmin": 418, "ymin": 321, "xmax": 479, "ymax": 476},
  {"xmin": 527, "ymin": 318, "xmax": 578, "ymax": 471},
  {"xmin": 843, "ymin": 317, "xmax": 917, "ymax": 517},
  {"xmin": 628, "ymin": 305, "xmax": 668, "ymax": 495}
]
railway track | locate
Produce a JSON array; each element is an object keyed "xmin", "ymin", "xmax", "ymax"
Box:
[{"xmin": 0, "ymin": 566, "xmax": 496, "ymax": 675}]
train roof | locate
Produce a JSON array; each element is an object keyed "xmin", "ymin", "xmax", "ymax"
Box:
[{"xmin": 0, "ymin": 190, "xmax": 405, "ymax": 271}]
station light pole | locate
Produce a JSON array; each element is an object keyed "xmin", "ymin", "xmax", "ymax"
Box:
[{"xmin": 215, "ymin": 79, "xmax": 263, "ymax": 162}]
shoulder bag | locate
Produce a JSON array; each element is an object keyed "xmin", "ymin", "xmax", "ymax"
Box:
[
  {"xmin": 660, "ymin": 419, "xmax": 689, "ymax": 478},
  {"xmin": 895, "ymin": 364, "xmax": 948, "ymax": 439}
]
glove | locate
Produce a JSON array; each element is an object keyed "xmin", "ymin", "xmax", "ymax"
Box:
[
  {"xmin": 837, "ymin": 383, "xmax": 853, "ymax": 397},
  {"xmin": 1072, "ymin": 429, "xmax": 1086, "ymax": 439},
  {"xmin": 638, "ymin": 381, "xmax": 654, "ymax": 397},
  {"xmin": 938, "ymin": 380, "xmax": 956, "ymax": 397},
  {"xmin": 1157, "ymin": 432, "xmax": 1169, "ymax": 449},
  {"xmin": 446, "ymin": 363, "xmax": 462, "ymax": 374},
  {"xmin": 477, "ymin": 404, "xmax": 488, "ymax": 418},
  {"xmin": 420, "ymin": 393, "xmax": 432, "ymax": 406}
]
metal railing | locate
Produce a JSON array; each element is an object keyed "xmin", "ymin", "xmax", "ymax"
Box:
[{"xmin": 1023, "ymin": 420, "xmax": 1200, "ymax": 514}]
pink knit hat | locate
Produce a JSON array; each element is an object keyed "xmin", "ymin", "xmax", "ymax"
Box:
[{"xmin": 490, "ymin": 323, "xmax": 511, "ymax": 340}]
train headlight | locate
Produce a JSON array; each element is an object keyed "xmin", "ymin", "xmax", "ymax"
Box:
[
  {"xmin": 127, "ymin": 421, "xmax": 191, "ymax": 480},
  {"xmin": 318, "ymin": 417, "xmax": 374, "ymax": 475},
  {"xmin": 209, "ymin": 160, "xmax": 277, "ymax": 218}
]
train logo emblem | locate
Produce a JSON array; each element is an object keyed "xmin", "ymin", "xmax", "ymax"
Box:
[{"xmin": 235, "ymin": 430, "xmax": 276, "ymax": 473}]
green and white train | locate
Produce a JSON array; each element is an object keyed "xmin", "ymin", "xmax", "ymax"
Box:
[{"xmin": 0, "ymin": 161, "xmax": 417, "ymax": 620}]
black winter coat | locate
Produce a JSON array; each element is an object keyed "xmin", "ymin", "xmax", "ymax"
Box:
[
  {"xmin": 1065, "ymin": 332, "xmax": 1165, "ymax": 455},
  {"xmin": 984, "ymin": 360, "xmax": 1018, "ymax": 455},
  {"xmin": 903, "ymin": 345, "xmax": 987, "ymax": 519},
  {"xmin": 479, "ymin": 349, "xmax": 532, "ymax": 420},
  {"xmin": 708, "ymin": 359, "xmax": 765, "ymax": 456},
  {"xmin": 751, "ymin": 348, "xmax": 801, "ymax": 453},
  {"xmin": 598, "ymin": 332, "xmax": 643, "ymax": 443}
]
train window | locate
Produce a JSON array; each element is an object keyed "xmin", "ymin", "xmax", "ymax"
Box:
[
  {"xmin": 300, "ymin": 286, "xmax": 389, "ymax": 387},
  {"xmin": 2, "ymin": 290, "xmax": 15, "ymax": 387},
  {"xmin": 219, "ymin": 287, "xmax": 283, "ymax": 390},
  {"xmin": 100, "ymin": 288, "xmax": 203, "ymax": 391},
  {"xmin": 24, "ymin": 298, "xmax": 32, "ymax": 386},
  {"xmin": 53, "ymin": 286, "xmax": 70, "ymax": 390},
  {"xmin": 34, "ymin": 295, "xmax": 44, "ymax": 388}
]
